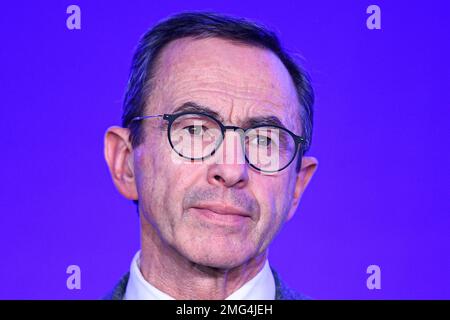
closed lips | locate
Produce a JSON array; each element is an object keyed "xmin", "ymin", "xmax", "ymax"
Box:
[{"xmin": 191, "ymin": 204, "xmax": 250, "ymax": 218}]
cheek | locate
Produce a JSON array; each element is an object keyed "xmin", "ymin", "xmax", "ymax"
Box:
[
  {"xmin": 134, "ymin": 142, "xmax": 175, "ymax": 216},
  {"xmin": 252, "ymin": 177, "xmax": 292, "ymax": 235},
  {"xmin": 137, "ymin": 142, "xmax": 199, "ymax": 223},
  {"xmin": 139, "ymin": 132, "xmax": 180, "ymax": 187}
]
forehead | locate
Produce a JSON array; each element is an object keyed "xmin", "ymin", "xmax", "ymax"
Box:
[{"xmin": 150, "ymin": 37, "xmax": 301, "ymax": 132}]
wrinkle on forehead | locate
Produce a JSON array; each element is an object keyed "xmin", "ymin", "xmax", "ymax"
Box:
[{"xmin": 148, "ymin": 37, "xmax": 302, "ymax": 134}]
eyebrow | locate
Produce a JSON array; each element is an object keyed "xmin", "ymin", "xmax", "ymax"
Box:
[
  {"xmin": 241, "ymin": 116, "xmax": 285, "ymax": 129},
  {"xmin": 171, "ymin": 101, "xmax": 287, "ymax": 130},
  {"xmin": 171, "ymin": 102, "xmax": 223, "ymax": 121}
]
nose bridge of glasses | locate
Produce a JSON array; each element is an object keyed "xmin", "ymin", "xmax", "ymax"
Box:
[{"xmin": 215, "ymin": 126, "xmax": 246, "ymax": 165}]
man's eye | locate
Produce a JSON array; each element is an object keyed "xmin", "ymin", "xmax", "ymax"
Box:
[
  {"xmin": 252, "ymin": 135, "xmax": 271, "ymax": 147},
  {"xmin": 184, "ymin": 125, "xmax": 206, "ymax": 135}
]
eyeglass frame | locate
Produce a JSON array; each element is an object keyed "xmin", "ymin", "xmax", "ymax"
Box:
[{"xmin": 129, "ymin": 111, "xmax": 307, "ymax": 173}]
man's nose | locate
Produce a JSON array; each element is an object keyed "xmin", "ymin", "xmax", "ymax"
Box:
[{"xmin": 206, "ymin": 130, "xmax": 249, "ymax": 188}]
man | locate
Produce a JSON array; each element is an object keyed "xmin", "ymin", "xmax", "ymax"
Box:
[{"xmin": 104, "ymin": 11, "xmax": 318, "ymax": 300}]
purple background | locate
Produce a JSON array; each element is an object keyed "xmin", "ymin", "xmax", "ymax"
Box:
[{"xmin": 0, "ymin": 1, "xmax": 448, "ymax": 299}]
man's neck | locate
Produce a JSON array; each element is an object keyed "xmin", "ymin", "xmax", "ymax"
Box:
[{"xmin": 139, "ymin": 223, "xmax": 267, "ymax": 300}]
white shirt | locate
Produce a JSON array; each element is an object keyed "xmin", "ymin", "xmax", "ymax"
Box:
[{"xmin": 124, "ymin": 251, "xmax": 275, "ymax": 300}]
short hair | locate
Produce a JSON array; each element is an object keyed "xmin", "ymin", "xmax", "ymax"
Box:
[{"xmin": 122, "ymin": 11, "xmax": 314, "ymax": 171}]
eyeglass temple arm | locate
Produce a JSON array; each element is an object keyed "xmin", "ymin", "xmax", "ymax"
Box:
[{"xmin": 130, "ymin": 114, "xmax": 164, "ymax": 122}]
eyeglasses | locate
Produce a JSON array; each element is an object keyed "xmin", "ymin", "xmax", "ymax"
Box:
[{"xmin": 130, "ymin": 112, "xmax": 306, "ymax": 173}]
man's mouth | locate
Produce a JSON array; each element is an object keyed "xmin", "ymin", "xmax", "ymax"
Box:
[{"xmin": 190, "ymin": 203, "xmax": 252, "ymax": 225}]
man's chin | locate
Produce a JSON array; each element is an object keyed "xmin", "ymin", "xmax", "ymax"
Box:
[
  {"xmin": 189, "ymin": 256, "xmax": 248, "ymax": 270},
  {"xmin": 178, "ymin": 243, "xmax": 256, "ymax": 270}
]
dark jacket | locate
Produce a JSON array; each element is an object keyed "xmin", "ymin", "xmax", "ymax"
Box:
[{"xmin": 104, "ymin": 268, "xmax": 310, "ymax": 300}]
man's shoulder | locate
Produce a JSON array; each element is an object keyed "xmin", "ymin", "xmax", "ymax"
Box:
[
  {"xmin": 271, "ymin": 268, "xmax": 311, "ymax": 300},
  {"xmin": 103, "ymin": 272, "xmax": 130, "ymax": 300},
  {"xmin": 103, "ymin": 268, "xmax": 311, "ymax": 300}
]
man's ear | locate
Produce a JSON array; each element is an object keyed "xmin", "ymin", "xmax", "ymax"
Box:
[
  {"xmin": 104, "ymin": 126, "xmax": 139, "ymax": 201},
  {"xmin": 286, "ymin": 156, "xmax": 318, "ymax": 221}
]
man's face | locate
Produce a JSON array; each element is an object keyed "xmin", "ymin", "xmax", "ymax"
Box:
[{"xmin": 132, "ymin": 37, "xmax": 312, "ymax": 268}]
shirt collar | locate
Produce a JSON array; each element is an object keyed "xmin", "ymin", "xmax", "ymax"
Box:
[{"xmin": 124, "ymin": 250, "xmax": 275, "ymax": 300}]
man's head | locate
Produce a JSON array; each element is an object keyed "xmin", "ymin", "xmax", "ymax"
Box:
[{"xmin": 105, "ymin": 12, "xmax": 318, "ymax": 269}]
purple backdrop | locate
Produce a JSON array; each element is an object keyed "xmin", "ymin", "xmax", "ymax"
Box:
[{"xmin": 0, "ymin": 1, "xmax": 448, "ymax": 299}]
